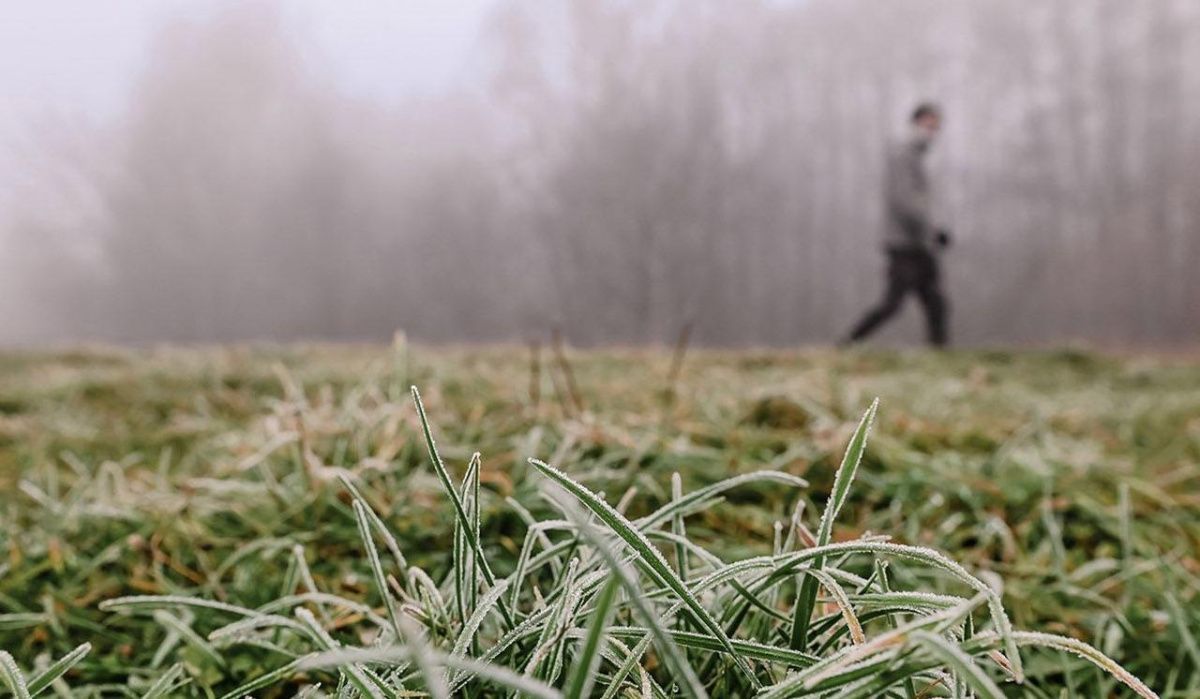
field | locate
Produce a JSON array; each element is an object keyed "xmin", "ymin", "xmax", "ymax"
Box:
[{"xmin": 1, "ymin": 345, "xmax": 1197, "ymax": 697}]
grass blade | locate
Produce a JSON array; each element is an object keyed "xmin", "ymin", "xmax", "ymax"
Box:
[
  {"xmin": 394, "ymin": 613, "xmax": 449, "ymax": 699},
  {"xmin": 216, "ymin": 654, "xmax": 318, "ymax": 699},
  {"xmin": 671, "ymin": 472, "xmax": 689, "ymax": 583},
  {"xmin": 353, "ymin": 499, "xmax": 403, "ymax": 641},
  {"xmin": 152, "ymin": 611, "xmax": 226, "ymax": 670},
  {"xmin": 562, "ymin": 506, "xmax": 709, "ymax": 699},
  {"xmin": 910, "ymin": 631, "xmax": 1006, "ymax": 699},
  {"xmin": 25, "ymin": 643, "xmax": 90, "ymax": 697},
  {"xmin": 1009, "ymin": 631, "xmax": 1159, "ymax": 699},
  {"xmin": 563, "ymin": 576, "xmax": 620, "ymax": 699},
  {"xmin": 294, "ymin": 608, "xmax": 393, "ymax": 699},
  {"xmin": 139, "ymin": 663, "xmax": 187, "ymax": 699},
  {"xmin": 0, "ymin": 652, "xmax": 31, "ymax": 699},
  {"xmin": 301, "ymin": 646, "xmax": 563, "ymax": 699},
  {"xmin": 531, "ymin": 457, "xmax": 760, "ymax": 689},
  {"xmin": 337, "ymin": 474, "xmax": 409, "ymax": 573},
  {"xmin": 790, "ymin": 399, "xmax": 877, "ymax": 651},
  {"xmin": 635, "ymin": 471, "xmax": 808, "ymax": 531},
  {"xmin": 100, "ymin": 595, "xmax": 258, "ymax": 617},
  {"xmin": 411, "ymin": 386, "xmax": 514, "ymax": 629},
  {"xmin": 0, "ymin": 614, "xmax": 49, "ymax": 633},
  {"xmin": 447, "ymin": 576, "xmax": 512, "ymax": 686}
]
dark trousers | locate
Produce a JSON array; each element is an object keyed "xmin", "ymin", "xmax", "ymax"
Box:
[{"xmin": 846, "ymin": 248, "xmax": 948, "ymax": 346}]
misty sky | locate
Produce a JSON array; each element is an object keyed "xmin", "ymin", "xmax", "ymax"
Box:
[{"xmin": 0, "ymin": 0, "xmax": 496, "ymax": 139}]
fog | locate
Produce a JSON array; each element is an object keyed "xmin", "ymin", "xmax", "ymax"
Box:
[{"xmin": 4, "ymin": 0, "xmax": 1199, "ymax": 347}]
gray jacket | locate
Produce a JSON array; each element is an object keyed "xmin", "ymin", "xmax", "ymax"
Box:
[{"xmin": 883, "ymin": 137, "xmax": 935, "ymax": 252}]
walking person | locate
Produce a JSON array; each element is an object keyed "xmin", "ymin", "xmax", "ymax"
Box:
[{"xmin": 843, "ymin": 103, "xmax": 952, "ymax": 347}]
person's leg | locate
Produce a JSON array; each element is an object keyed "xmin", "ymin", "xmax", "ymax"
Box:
[
  {"xmin": 844, "ymin": 252, "xmax": 911, "ymax": 343},
  {"xmin": 915, "ymin": 252, "xmax": 948, "ymax": 347}
]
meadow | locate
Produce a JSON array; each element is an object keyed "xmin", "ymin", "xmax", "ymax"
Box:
[{"xmin": 0, "ymin": 345, "xmax": 1197, "ymax": 697}]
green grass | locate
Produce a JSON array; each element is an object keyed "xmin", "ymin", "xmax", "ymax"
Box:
[{"xmin": 0, "ymin": 345, "xmax": 1197, "ymax": 696}]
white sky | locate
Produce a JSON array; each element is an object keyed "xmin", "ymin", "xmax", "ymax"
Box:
[{"xmin": 0, "ymin": 0, "xmax": 498, "ymax": 136}]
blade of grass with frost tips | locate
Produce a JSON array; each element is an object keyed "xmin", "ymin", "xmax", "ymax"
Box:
[
  {"xmin": 0, "ymin": 613, "xmax": 49, "ymax": 632},
  {"xmin": 446, "ymin": 576, "xmax": 511, "ymax": 685},
  {"xmin": 300, "ymin": 647, "xmax": 563, "ymax": 699},
  {"xmin": 635, "ymin": 471, "xmax": 808, "ymax": 531},
  {"xmin": 444, "ymin": 654, "xmax": 563, "ymax": 699},
  {"xmin": 516, "ymin": 522, "xmax": 593, "ymax": 589},
  {"xmin": 790, "ymin": 399, "xmax": 877, "ymax": 651},
  {"xmin": 1165, "ymin": 592, "xmax": 1200, "ymax": 672},
  {"xmin": 216, "ymin": 653, "xmax": 319, "ymax": 699},
  {"xmin": 782, "ymin": 499, "xmax": 809, "ymax": 553},
  {"xmin": 25, "ymin": 643, "xmax": 90, "ymax": 697},
  {"xmin": 295, "ymin": 608, "xmax": 393, "ymax": 699},
  {"xmin": 509, "ymin": 524, "xmax": 542, "ymax": 611},
  {"xmin": 447, "ymin": 604, "xmax": 558, "ymax": 694},
  {"xmin": 598, "ymin": 635, "xmax": 654, "ymax": 699},
  {"xmin": 600, "ymin": 628, "xmax": 819, "ymax": 667},
  {"xmin": 1007, "ymin": 631, "xmax": 1159, "ymax": 699},
  {"xmin": 802, "ymin": 599, "xmax": 980, "ymax": 693},
  {"xmin": 353, "ymin": 499, "xmax": 403, "ymax": 641},
  {"xmin": 279, "ymin": 547, "xmax": 300, "ymax": 599},
  {"xmin": 255, "ymin": 592, "xmax": 391, "ymax": 622},
  {"xmin": 448, "ymin": 569, "xmax": 615, "ymax": 695},
  {"xmin": 909, "ymin": 631, "xmax": 1006, "ymax": 699},
  {"xmin": 213, "ymin": 537, "xmax": 295, "ymax": 581},
  {"xmin": 212, "ymin": 637, "xmax": 298, "ymax": 661},
  {"xmin": 524, "ymin": 558, "xmax": 581, "ymax": 681},
  {"xmin": 336, "ymin": 474, "xmax": 408, "ymax": 573},
  {"xmin": 507, "ymin": 495, "xmax": 564, "ymax": 576},
  {"xmin": 450, "ymin": 578, "xmax": 512, "ymax": 660},
  {"xmin": 850, "ymin": 591, "xmax": 965, "ymax": 611},
  {"xmin": 645, "ymin": 532, "xmax": 788, "ymax": 626},
  {"xmin": 758, "ymin": 595, "xmax": 983, "ymax": 699},
  {"xmin": 805, "ymin": 568, "xmax": 865, "ymax": 645},
  {"xmin": 671, "ymin": 473, "xmax": 689, "ymax": 584},
  {"xmin": 411, "ymin": 386, "xmax": 513, "ymax": 629},
  {"xmin": 452, "ymin": 464, "xmax": 467, "ymax": 624},
  {"xmin": 291, "ymin": 543, "xmax": 332, "ymax": 624},
  {"xmin": 0, "ymin": 652, "xmax": 31, "ymax": 699},
  {"xmin": 469, "ymin": 452, "xmax": 481, "ymax": 616},
  {"xmin": 139, "ymin": 663, "xmax": 186, "ymax": 699},
  {"xmin": 408, "ymin": 566, "xmax": 449, "ymax": 626},
  {"xmin": 872, "ymin": 559, "xmax": 915, "ymax": 699},
  {"xmin": 722, "ymin": 539, "xmax": 1021, "ymax": 682},
  {"xmin": 645, "ymin": 530, "xmax": 727, "ymax": 573},
  {"xmin": 553, "ymin": 494, "xmax": 711, "ymax": 699},
  {"xmin": 813, "ymin": 608, "xmax": 958, "ymax": 656},
  {"xmin": 152, "ymin": 610, "xmax": 226, "ymax": 669},
  {"xmin": 100, "ymin": 595, "xmax": 258, "ymax": 617},
  {"xmin": 393, "ymin": 613, "xmax": 449, "ymax": 699},
  {"xmin": 564, "ymin": 576, "xmax": 620, "ymax": 699},
  {"xmin": 452, "ymin": 452, "xmax": 481, "ymax": 626},
  {"xmin": 207, "ymin": 613, "xmax": 311, "ymax": 643},
  {"xmin": 531, "ymin": 458, "xmax": 760, "ymax": 689},
  {"xmin": 912, "ymin": 631, "xmax": 1163, "ymax": 699}
]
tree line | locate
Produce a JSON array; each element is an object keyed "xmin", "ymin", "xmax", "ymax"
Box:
[{"xmin": 4, "ymin": 0, "xmax": 1198, "ymax": 346}]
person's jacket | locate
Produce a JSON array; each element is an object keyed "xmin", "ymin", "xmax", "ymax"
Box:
[{"xmin": 883, "ymin": 137, "xmax": 935, "ymax": 252}]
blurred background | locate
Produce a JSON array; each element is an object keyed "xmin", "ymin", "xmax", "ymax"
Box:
[{"xmin": 2, "ymin": 0, "xmax": 1198, "ymax": 348}]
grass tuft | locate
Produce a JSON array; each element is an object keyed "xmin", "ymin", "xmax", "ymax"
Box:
[{"xmin": 2, "ymin": 347, "xmax": 1192, "ymax": 696}]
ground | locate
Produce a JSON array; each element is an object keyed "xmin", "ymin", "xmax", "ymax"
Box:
[{"xmin": 0, "ymin": 345, "xmax": 1197, "ymax": 696}]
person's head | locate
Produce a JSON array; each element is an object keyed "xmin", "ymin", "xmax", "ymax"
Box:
[{"xmin": 910, "ymin": 102, "xmax": 942, "ymax": 147}]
